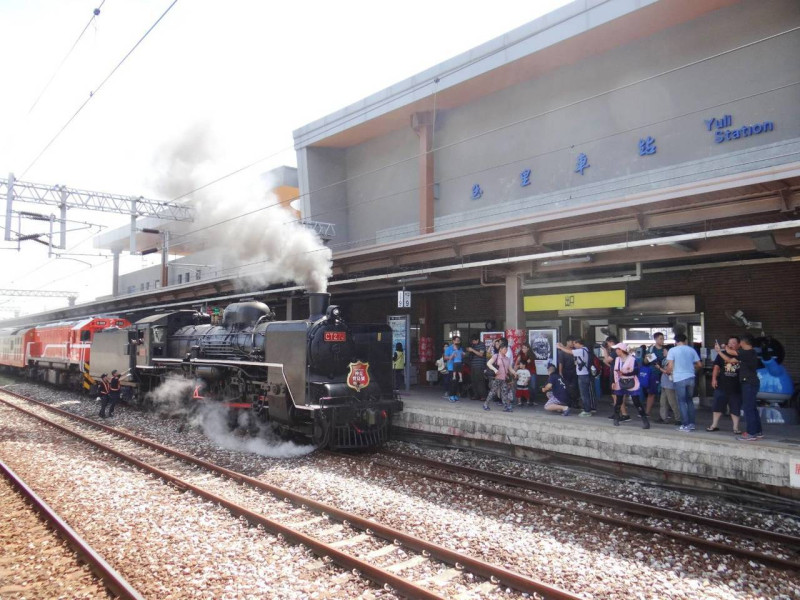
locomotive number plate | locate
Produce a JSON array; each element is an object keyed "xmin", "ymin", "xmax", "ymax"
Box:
[{"xmin": 324, "ymin": 331, "xmax": 346, "ymax": 342}]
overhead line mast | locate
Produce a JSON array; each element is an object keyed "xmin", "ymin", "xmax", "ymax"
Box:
[{"xmin": 1, "ymin": 173, "xmax": 194, "ymax": 253}]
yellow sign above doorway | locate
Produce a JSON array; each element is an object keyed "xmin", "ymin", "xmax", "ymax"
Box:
[{"xmin": 524, "ymin": 290, "xmax": 626, "ymax": 312}]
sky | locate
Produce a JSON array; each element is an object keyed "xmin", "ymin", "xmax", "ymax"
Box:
[{"xmin": 0, "ymin": 0, "xmax": 571, "ymax": 317}]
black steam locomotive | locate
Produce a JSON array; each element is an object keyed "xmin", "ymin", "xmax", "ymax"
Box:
[{"xmin": 91, "ymin": 293, "xmax": 402, "ymax": 449}]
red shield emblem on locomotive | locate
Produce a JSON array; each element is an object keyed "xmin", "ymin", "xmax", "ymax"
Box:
[{"xmin": 346, "ymin": 361, "xmax": 370, "ymax": 392}]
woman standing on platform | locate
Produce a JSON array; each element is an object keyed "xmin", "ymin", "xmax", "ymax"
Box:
[
  {"xmin": 611, "ymin": 343, "xmax": 650, "ymax": 429},
  {"xmin": 483, "ymin": 340, "xmax": 517, "ymax": 412}
]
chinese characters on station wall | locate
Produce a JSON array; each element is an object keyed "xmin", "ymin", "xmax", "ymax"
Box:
[{"xmin": 468, "ymin": 113, "xmax": 775, "ymax": 199}]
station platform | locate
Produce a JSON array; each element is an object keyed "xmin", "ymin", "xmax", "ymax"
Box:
[{"xmin": 392, "ymin": 385, "xmax": 800, "ymax": 499}]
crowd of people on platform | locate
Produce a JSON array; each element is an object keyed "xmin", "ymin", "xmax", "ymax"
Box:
[{"xmin": 434, "ymin": 330, "xmax": 765, "ymax": 441}]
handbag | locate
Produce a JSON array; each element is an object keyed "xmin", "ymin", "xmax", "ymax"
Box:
[
  {"xmin": 619, "ymin": 376, "xmax": 636, "ymax": 390},
  {"xmin": 483, "ymin": 368, "xmax": 495, "ymax": 379}
]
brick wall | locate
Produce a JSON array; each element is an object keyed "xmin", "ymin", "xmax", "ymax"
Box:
[
  {"xmin": 629, "ymin": 262, "xmax": 800, "ymax": 376},
  {"xmin": 340, "ymin": 262, "xmax": 799, "ymax": 377}
]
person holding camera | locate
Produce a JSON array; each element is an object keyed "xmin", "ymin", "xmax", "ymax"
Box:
[
  {"xmin": 541, "ymin": 363, "xmax": 571, "ymax": 415},
  {"xmin": 483, "ymin": 340, "xmax": 516, "ymax": 412}
]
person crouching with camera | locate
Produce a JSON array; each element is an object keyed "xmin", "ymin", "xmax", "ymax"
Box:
[
  {"xmin": 483, "ymin": 340, "xmax": 516, "ymax": 412},
  {"xmin": 541, "ymin": 363, "xmax": 571, "ymax": 416}
]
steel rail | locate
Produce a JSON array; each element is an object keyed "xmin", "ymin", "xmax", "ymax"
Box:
[
  {"xmin": 0, "ymin": 392, "xmax": 582, "ymax": 600},
  {"xmin": 381, "ymin": 450, "xmax": 800, "ymax": 548},
  {"xmin": 0, "ymin": 458, "xmax": 145, "ymax": 600},
  {"xmin": 0, "ymin": 397, "xmax": 444, "ymax": 600},
  {"xmin": 370, "ymin": 458, "xmax": 800, "ymax": 571}
]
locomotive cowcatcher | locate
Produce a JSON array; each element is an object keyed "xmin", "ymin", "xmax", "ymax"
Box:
[{"xmin": 90, "ymin": 293, "xmax": 402, "ymax": 449}]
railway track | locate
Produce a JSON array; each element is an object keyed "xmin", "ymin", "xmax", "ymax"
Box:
[
  {"xmin": 0, "ymin": 458, "xmax": 145, "ymax": 600},
  {"xmin": 368, "ymin": 450, "xmax": 800, "ymax": 572},
  {"xmin": 0, "ymin": 389, "xmax": 582, "ymax": 600}
]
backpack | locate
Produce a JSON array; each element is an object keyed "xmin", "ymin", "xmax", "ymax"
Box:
[{"xmin": 590, "ymin": 352, "xmax": 603, "ymax": 378}]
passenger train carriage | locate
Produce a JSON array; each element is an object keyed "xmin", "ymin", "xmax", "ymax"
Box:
[{"xmin": 0, "ymin": 317, "xmax": 130, "ymax": 390}]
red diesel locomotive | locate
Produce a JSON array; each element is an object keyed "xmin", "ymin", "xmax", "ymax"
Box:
[{"xmin": 0, "ymin": 316, "xmax": 130, "ymax": 390}]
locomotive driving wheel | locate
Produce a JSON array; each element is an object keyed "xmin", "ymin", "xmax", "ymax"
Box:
[{"xmin": 312, "ymin": 412, "xmax": 331, "ymax": 448}]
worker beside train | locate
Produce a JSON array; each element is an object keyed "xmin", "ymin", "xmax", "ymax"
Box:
[{"xmin": 97, "ymin": 373, "xmax": 111, "ymax": 418}]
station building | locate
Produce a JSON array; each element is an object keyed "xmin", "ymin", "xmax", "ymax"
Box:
[{"xmin": 292, "ymin": 0, "xmax": 800, "ymax": 383}]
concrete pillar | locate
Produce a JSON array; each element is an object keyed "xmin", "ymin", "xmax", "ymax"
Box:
[
  {"xmin": 112, "ymin": 250, "xmax": 121, "ymax": 297},
  {"xmin": 412, "ymin": 112, "xmax": 434, "ymax": 235},
  {"xmin": 505, "ymin": 274, "xmax": 525, "ymax": 330}
]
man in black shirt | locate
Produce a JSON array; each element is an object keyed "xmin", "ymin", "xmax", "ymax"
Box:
[
  {"xmin": 558, "ymin": 336, "xmax": 579, "ymax": 408},
  {"xmin": 466, "ymin": 334, "xmax": 488, "ymax": 402},
  {"xmin": 707, "ymin": 336, "xmax": 742, "ymax": 433},
  {"xmin": 717, "ymin": 333, "xmax": 762, "ymax": 441}
]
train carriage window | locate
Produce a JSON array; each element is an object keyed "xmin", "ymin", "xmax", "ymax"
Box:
[
  {"xmin": 152, "ymin": 327, "xmax": 165, "ymax": 344},
  {"xmin": 81, "ymin": 330, "xmax": 91, "ymax": 342}
]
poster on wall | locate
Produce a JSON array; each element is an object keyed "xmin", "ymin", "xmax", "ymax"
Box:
[
  {"xmin": 505, "ymin": 329, "xmax": 525, "ymax": 363},
  {"xmin": 480, "ymin": 331, "xmax": 505, "ymax": 357},
  {"xmin": 528, "ymin": 329, "xmax": 558, "ymax": 376}
]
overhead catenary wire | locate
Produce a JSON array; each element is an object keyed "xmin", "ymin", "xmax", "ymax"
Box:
[
  {"xmin": 19, "ymin": 0, "xmax": 179, "ymax": 179},
  {"xmin": 9, "ymin": 26, "xmax": 800, "ymax": 298},
  {"xmin": 27, "ymin": 1, "xmax": 108, "ymax": 116}
]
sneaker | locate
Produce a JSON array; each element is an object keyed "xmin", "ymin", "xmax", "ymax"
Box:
[
  {"xmin": 686, "ymin": 424, "xmax": 696, "ymax": 431},
  {"xmin": 655, "ymin": 418, "xmax": 665, "ymax": 424},
  {"xmin": 482, "ymin": 405, "xmax": 490, "ymax": 411},
  {"xmin": 737, "ymin": 433, "xmax": 758, "ymax": 441},
  {"xmin": 562, "ymin": 407, "xmax": 571, "ymax": 416},
  {"xmin": 620, "ymin": 415, "xmax": 631, "ymax": 422},
  {"xmin": 578, "ymin": 411, "xmax": 592, "ymax": 417},
  {"xmin": 755, "ymin": 432, "xmax": 764, "ymax": 439},
  {"xmin": 676, "ymin": 425, "xmax": 688, "ymax": 431},
  {"xmin": 503, "ymin": 406, "xmax": 513, "ymax": 412}
]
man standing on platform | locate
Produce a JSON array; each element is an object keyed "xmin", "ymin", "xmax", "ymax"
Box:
[
  {"xmin": 557, "ymin": 338, "xmax": 593, "ymax": 416},
  {"xmin": 558, "ymin": 336, "xmax": 579, "ymax": 409},
  {"xmin": 717, "ymin": 334, "xmax": 763, "ymax": 441},
  {"xmin": 708, "ymin": 335, "xmax": 742, "ymax": 434},
  {"xmin": 466, "ymin": 334, "xmax": 487, "ymax": 402},
  {"xmin": 665, "ymin": 334, "xmax": 702, "ymax": 432},
  {"xmin": 644, "ymin": 332, "xmax": 667, "ymax": 420}
]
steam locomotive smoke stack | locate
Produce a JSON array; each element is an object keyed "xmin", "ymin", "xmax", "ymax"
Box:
[{"xmin": 308, "ymin": 293, "xmax": 330, "ymax": 321}]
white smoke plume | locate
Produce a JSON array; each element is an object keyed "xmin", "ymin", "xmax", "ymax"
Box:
[
  {"xmin": 144, "ymin": 374, "xmax": 198, "ymax": 417},
  {"xmin": 194, "ymin": 404, "xmax": 314, "ymax": 459},
  {"xmin": 149, "ymin": 125, "xmax": 332, "ymax": 293},
  {"xmin": 145, "ymin": 374, "xmax": 314, "ymax": 458}
]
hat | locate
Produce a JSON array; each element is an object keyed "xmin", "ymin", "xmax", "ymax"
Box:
[
  {"xmin": 611, "ymin": 343, "xmax": 629, "ymax": 352},
  {"xmin": 546, "ymin": 362, "xmax": 556, "ymax": 370}
]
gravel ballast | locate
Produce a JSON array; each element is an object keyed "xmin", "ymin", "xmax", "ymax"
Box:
[
  {"xmin": 3, "ymin": 381, "xmax": 799, "ymax": 599},
  {"xmin": 0, "ymin": 401, "xmax": 392, "ymax": 600}
]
